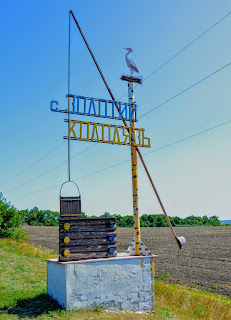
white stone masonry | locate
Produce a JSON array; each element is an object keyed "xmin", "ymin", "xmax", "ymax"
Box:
[{"xmin": 47, "ymin": 254, "xmax": 156, "ymax": 311}]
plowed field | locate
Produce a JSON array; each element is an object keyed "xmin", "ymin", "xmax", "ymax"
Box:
[{"xmin": 22, "ymin": 225, "xmax": 231, "ymax": 297}]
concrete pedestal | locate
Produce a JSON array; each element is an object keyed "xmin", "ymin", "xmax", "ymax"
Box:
[{"xmin": 47, "ymin": 253, "xmax": 156, "ymax": 311}]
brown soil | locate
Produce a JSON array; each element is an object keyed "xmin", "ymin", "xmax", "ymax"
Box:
[{"xmin": 22, "ymin": 225, "xmax": 231, "ymax": 298}]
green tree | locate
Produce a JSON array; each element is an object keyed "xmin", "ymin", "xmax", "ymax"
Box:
[
  {"xmin": 21, "ymin": 207, "xmax": 59, "ymax": 226},
  {"xmin": 0, "ymin": 193, "xmax": 23, "ymax": 231},
  {"xmin": 140, "ymin": 216, "xmax": 151, "ymax": 227},
  {"xmin": 104, "ymin": 212, "xmax": 110, "ymax": 217},
  {"xmin": 141, "ymin": 214, "xmax": 149, "ymax": 222},
  {"xmin": 81, "ymin": 212, "xmax": 88, "ymax": 218},
  {"xmin": 174, "ymin": 216, "xmax": 181, "ymax": 225},
  {"xmin": 209, "ymin": 216, "xmax": 220, "ymax": 226},
  {"xmin": 169, "ymin": 217, "xmax": 175, "ymax": 226},
  {"xmin": 202, "ymin": 215, "xmax": 209, "ymax": 225},
  {"xmin": 115, "ymin": 215, "xmax": 130, "ymax": 227},
  {"xmin": 26, "ymin": 207, "xmax": 40, "ymax": 225},
  {"xmin": 43, "ymin": 210, "xmax": 59, "ymax": 226},
  {"xmin": 156, "ymin": 215, "xmax": 168, "ymax": 227},
  {"xmin": 124, "ymin": 215, "xmax": 134, "ymax": 227}
]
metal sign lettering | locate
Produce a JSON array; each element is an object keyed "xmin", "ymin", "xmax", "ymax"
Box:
[
  {"xmin": 50, "ymin": 94, "xmax": 137, "ymax": 122},
  {"xmin": 64, "ymin": 119, "xmax": 150, "ymax": 147},
  {"xmin": 50, "ymin": 93, "xmax": 151, "ymax": 148}
]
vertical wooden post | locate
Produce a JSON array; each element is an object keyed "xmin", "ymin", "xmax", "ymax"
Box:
[{"xmin": 128, "ymin": 81, "xmax": 140, "ymax": 256}]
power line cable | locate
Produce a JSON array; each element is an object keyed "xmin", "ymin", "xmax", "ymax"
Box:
[
  {"xmin": 140, "ymin": 61, "xmax": 231, "ymax": 119},
  {"xmin": 9, "ymin": 117, "xmax": 231, "ymax": 199},
  {"xmin": 0, "ymin": 141, "xmax": 65, "ymax": 186},
  {"xmin": 4, "ymin": 9, "xmax": 229, "ymax": 188},
  {"xmin": 73, "ymin": 9, "xmax": 231, "ymax": 122},
  {"xmin": 4, "ymin": 142, "xmax": 98, "ymax": 194},
  {"xmin": 142, "ymin": 118, "xmax": 231, "ymax": 156},
  {"xmin": 142, "ymin": 10, "xmax": 231, "ymax": 83},
  {"xmin": 117, "ymin": 9, "xmax": 231, "ymax": 101},
  {"xmin": 4, "ymin": 61, "xmax": 231, "ymax": 194}
]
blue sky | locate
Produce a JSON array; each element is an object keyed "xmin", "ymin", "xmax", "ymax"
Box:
[{"xmin": 0, "ymin": 0, "xmax": 231, "ymax": 220}]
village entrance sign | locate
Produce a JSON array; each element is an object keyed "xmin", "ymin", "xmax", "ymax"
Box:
[
  {"xmin": 51, "ymin": 94, "xmax": 151, "ymax": 147},
  {"xmin": 47, "ymin": 9, "xmax": 186, "ymax": 312}
]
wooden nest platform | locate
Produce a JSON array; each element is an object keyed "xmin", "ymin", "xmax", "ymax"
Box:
[{"xmin": 121, "ymin": 74, "xmax": 143, "ymax": 84}]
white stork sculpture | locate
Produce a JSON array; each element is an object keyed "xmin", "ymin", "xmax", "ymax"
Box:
[{"xmin": 124, "ymin": 48, "xmax": 139, "ymax": 75}]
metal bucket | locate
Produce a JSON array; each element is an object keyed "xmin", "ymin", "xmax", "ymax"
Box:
[
  {"xmin": 177, "ymin": 236, "xmax": 187, "ymax": 249},
  {"xmin": 60, "ymin": 181, "xmax": 81, "ymax": 218}
]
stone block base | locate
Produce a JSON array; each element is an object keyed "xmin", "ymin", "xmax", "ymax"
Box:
[{"xmin": 47, "ymin": 253, "xmax": 156, "ymax": 311}]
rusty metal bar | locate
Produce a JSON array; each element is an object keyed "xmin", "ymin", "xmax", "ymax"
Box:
[
  {"xmin": 70, "ymin": 10, "xmax": 115, "ymax": 101},
  {"xmin": 70, "ymin": 10, "xmax": 181, "ymax": 248}
]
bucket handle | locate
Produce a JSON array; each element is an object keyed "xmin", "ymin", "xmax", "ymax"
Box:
[{"xmin": 60, "ymin": 181, "xmax": 81, "ymax": 198}]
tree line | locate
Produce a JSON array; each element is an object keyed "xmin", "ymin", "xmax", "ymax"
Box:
[
  {"xmin": 99, "ymin": 212, "xmax": 221, "ymax": 227},
  {"xmin": 0, "ymin": 193, "xmax": 224, "ymax": 238}
]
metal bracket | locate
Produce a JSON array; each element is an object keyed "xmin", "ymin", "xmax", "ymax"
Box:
[{"xmin": 126, "ymin": 237, "xmax": 152, "ymax": 256}]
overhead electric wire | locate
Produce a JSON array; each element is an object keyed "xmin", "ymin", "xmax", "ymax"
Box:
[
  {"xmin": 3, "ymin": 9, "xmax": 230, "ymax": 188},
  {"xmin": 142, "ymin": 10, "xmax": 231, "ymax": 83},
  {"xmin": 9, "ymin": 117, "xmax": 231, "ymax": 199},
  {"xmin": 142, "ymin": 118, "xmax": 231, "ymax": 156},
  {"xmin": 4, "ymin": 10, "xmax": 231, "ymax": 193},
  {"xmin": 0, "ymin": 141, "xmax": 65, "ymax": 186},
  {"xmin": 74, "ymin": 9, "xmax": 231, "ymax": 122},
  {"xmin": 4, "ymin": 61, "xmax": 231, "ymax": 194},
  {"xmin": 116, "ymin": 9, "xmax": 231, "ymax": 101},
  {"xmin": 3, "ymin": 58, "xmax": 229, "ymax": 194},
  {"xmin": 4, "ymin": 142, "xmax": 98, "ymax": 194},
  {"xmin": 140, "ymin": 61, "xmax": 231, "ymax": 119}
]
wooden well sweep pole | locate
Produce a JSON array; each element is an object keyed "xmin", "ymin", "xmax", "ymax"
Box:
[
  {"xmin": 128, "ymin": 81, "xmax": 140, "ymax": 255},
  {"xmin": 69, "ymin": 10, "xmax": 182, "ymax": 249}
]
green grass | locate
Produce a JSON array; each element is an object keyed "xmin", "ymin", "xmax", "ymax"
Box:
[
  {"xmin": 157, "ymin": 274, "xmax": 169, "ymax": 280},
  {"xmin": 0, "ymin": 239, "xmax": 230, "ymax": 320}
]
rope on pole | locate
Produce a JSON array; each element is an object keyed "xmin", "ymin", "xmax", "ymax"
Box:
[{"xmin": 68, "ymin": 11, "xmax": 71, "ymax": 181}]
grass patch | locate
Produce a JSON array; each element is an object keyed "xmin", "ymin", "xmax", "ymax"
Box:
[
  {"xmin": 0, "ymin": 238, "xmax": 58, "ymax": 260},
  {"xmin": 157, "ymin": 274, "xmax": 169, "ymax": 280},
  {"xmin": 155, "ymin": 280, "xmax": 231, "ymax": 320},
  {"xmin": 0, "ymin": 229, "xmax": 28, "ymax": 240},
  {"xmin": 0, "ymin": 238, "xmax": 230, "ymax": 320}
]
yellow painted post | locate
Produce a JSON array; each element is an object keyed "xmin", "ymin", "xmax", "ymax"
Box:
[
  {"xmin": 151, "ymin": 257, "xmax": 155, "ymax": 278},
  {"xmin": 128, "ymin": 81, "xmax": 140, "ymax": 255}
]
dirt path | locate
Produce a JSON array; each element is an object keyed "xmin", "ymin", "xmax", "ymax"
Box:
[{"xmin": 22, "ymin": 225, "xmax": 231, "ymax": 297}]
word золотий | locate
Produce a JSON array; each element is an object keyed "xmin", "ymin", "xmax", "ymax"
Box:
[{"xmin": 51, "ymin": 94, "xmax": 137, "ymax": 122}]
